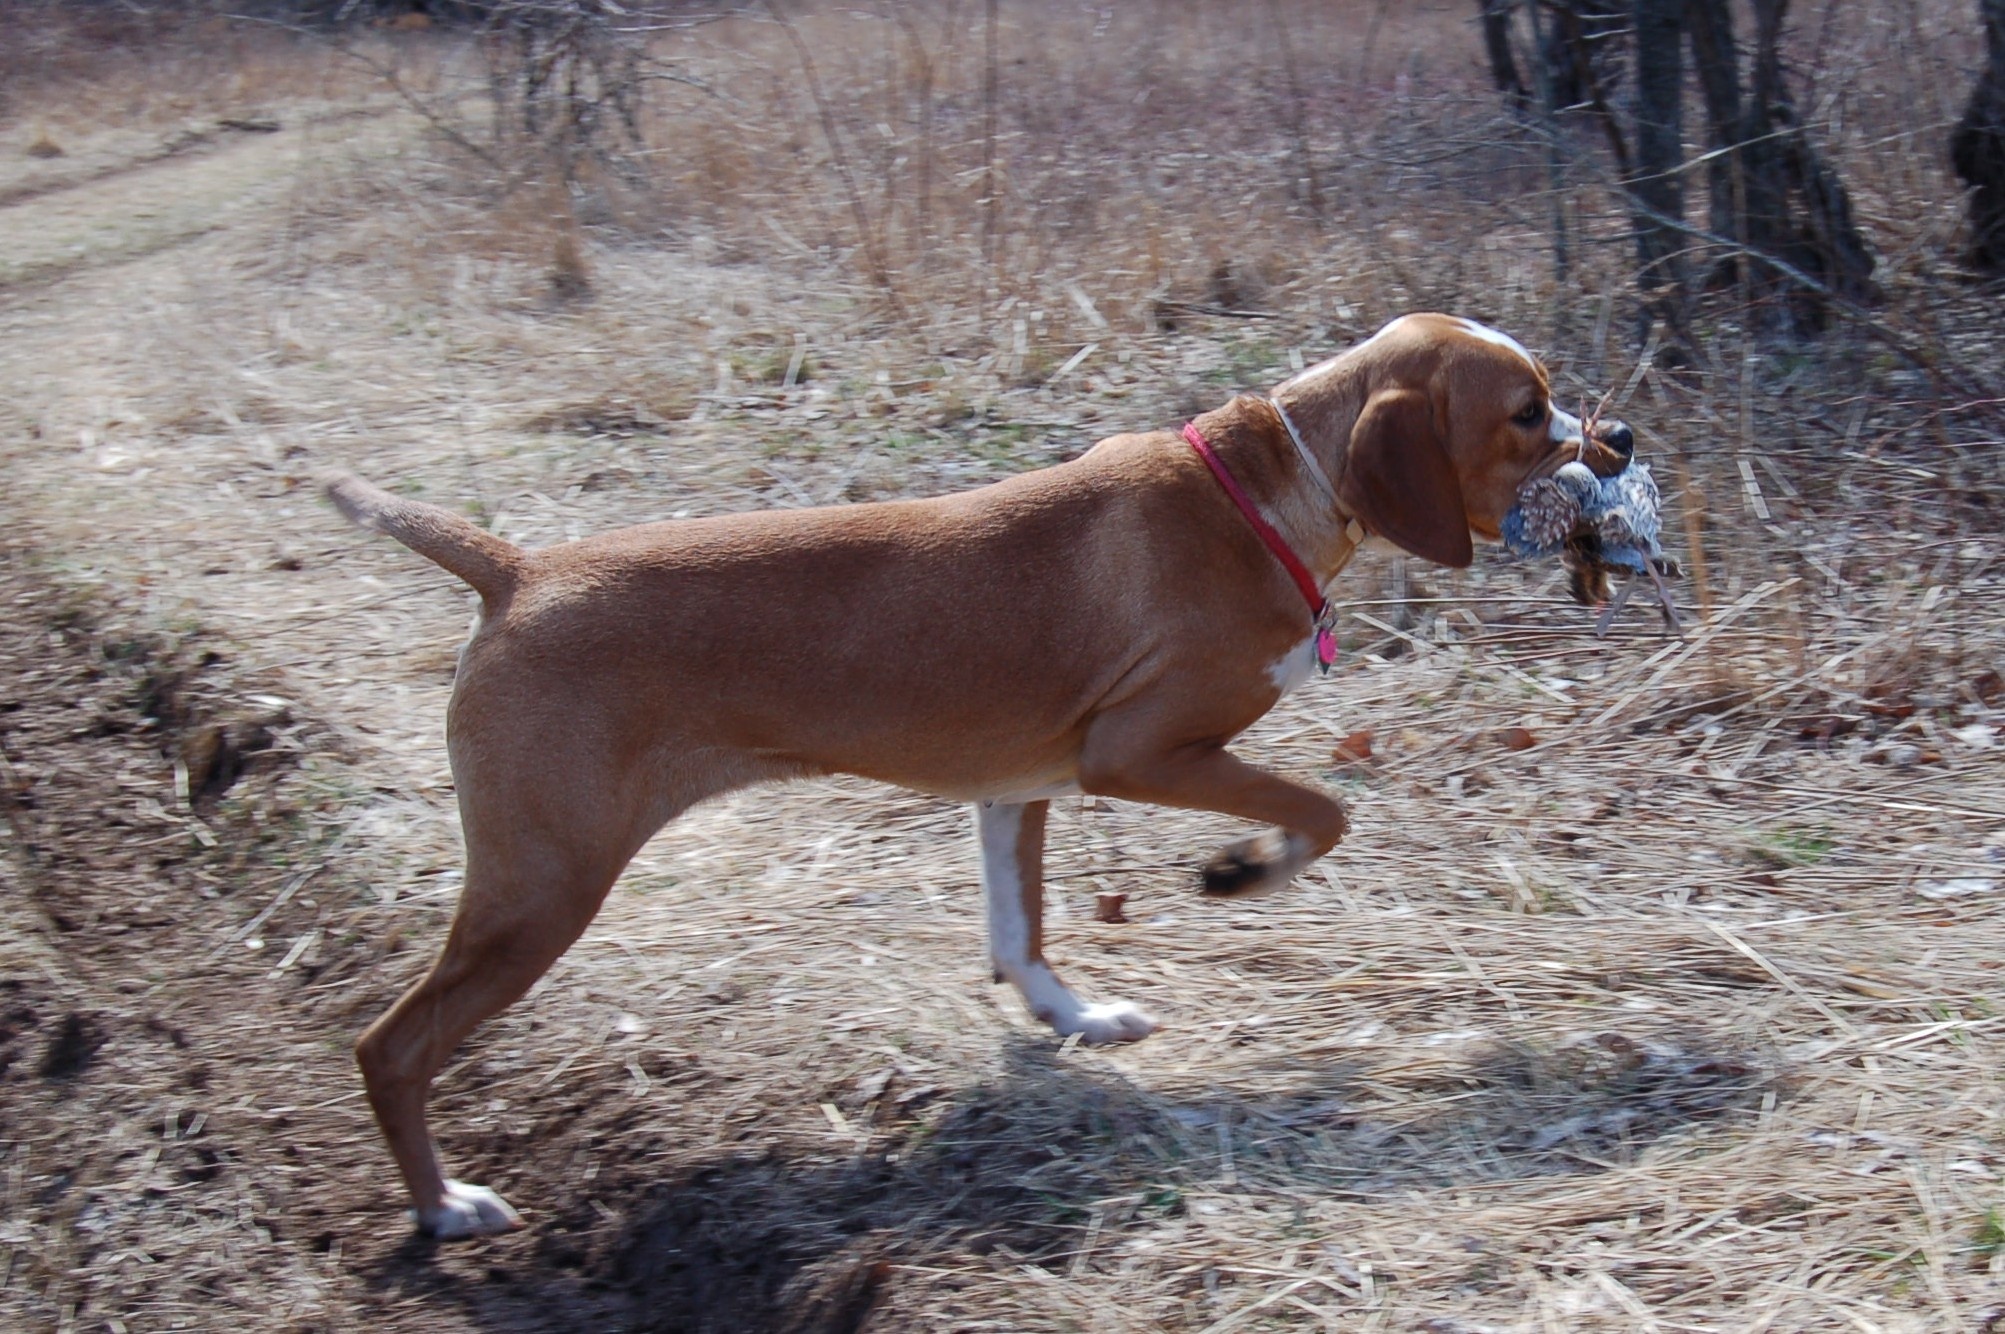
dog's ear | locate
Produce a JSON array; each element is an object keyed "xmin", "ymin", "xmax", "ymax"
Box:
[{"xmin": 1337, "ymin": 388, "xmax": 1473, "ymax": 568}]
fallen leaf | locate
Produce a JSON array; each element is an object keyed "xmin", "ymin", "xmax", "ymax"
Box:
[
  {"xmin": 1332, "ymin": 729, "xmax": 1374, "ymax": 764},
  {"xmin": 1796, "ymin": 714, "xmax": 1858, "ymax": 743},
  {"xmin": 1497, "ymin": 726, "xmax": 1537, "ymax": 751},
  {"xmin": 1918, "ymin": 877, "xmax": 1996, "ymax": 901},
  {"xmin": 1952, "ymin": 723, "xmax": 1997, "ymax": 749}
]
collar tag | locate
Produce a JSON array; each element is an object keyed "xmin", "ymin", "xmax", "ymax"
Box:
[{"xmin": 1314, "ymin": 604, "xmax": 1338, "ymax": 674}]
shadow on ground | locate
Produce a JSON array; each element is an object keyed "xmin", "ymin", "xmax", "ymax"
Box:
[{"xmin": 360, "ymin": 1029, "xmax": 1774, "ymax": 1333}]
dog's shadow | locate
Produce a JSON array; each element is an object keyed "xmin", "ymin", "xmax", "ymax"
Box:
[{"xmin": 372, "ymin": 1030, "xmax": 1772, "ymax": 1333}]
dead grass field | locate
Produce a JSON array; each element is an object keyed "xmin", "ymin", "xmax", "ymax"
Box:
[{"xmin": 1, "ymin": 4, "xmax": 2002, "ymax": 1331}]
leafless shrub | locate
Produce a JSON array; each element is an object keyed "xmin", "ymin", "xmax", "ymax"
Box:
[{"xmin": 475, "ymin": 0, "xmax": 650, "ymax": 184}]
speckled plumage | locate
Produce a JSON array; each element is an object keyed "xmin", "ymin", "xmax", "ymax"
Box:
[
  {"xmin": 1503, "ymin": 468, "xmax": 1591, "ymax": 552},
  {"xmin": 1503, "ymin": 460, "xmax": 1665, "ymax": 570},
  {"xmin": 1502, "ymin": 460, "xmax": 1680, "ymax": 633}
]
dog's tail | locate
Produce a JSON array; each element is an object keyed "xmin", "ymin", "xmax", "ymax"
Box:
[{"xmin": 320, "ymin": 472, "xmax": 525, "ymax": 606}]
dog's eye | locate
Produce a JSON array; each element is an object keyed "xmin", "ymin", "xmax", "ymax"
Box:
[{"xmin": 1513, "ymin": 401, "xmax": 1547, "ymax": 427}]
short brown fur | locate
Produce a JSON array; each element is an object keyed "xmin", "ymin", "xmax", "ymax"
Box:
[{"xmin": 322, "ymin": 313, "xmax": 1634, "ymax": 1238}]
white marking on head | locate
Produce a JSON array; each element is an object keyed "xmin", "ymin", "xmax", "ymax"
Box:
[
  {"xmin": 1360, "ymin": 316, "xmax": 1407, "ymax": 346},
  {"xmin": 1550, "ymin": 403, "xmax": 1584, "ymax": 446},
  {"xmin": 1451, "ymin": 317, "xmax": 1539, "ymax": 369},
  {"xmin": 1278, "ymin": 315, "xmax": 1542, "ymax": 396},
  {"xmin": 1275, "ymin": 352, "xmax": 1349, "ymax": 394}
]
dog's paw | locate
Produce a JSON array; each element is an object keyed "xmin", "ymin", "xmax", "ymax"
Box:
[
  {"xmin": 417, "ymin": 1181, "xmax": 524, "ymax": 1240},
  {"xmin": 1201, "ymin": 830, "xmax": 1304, "ymax": 898},
  {"xmin": 1057, "ymin": 1001, "xmax": 1159, "ymax": 1044}
]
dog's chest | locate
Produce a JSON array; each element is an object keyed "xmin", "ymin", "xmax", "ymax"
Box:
[{"xmin": 1266, "ymin": 634, "xmax": 1319, "ymax": 698}]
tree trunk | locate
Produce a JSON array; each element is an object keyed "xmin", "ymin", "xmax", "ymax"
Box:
[
  {"xmin": 1953, "ymin": 0, "xmax": 2005, "ymax": 272},
  {"xmin": 1545, "ymin": 0, "xmax": 1627, "ymax": 111},
  {"xmin": 1479, "ymin": 2, "xmax": 1626, "ymax": 114},
  {"xmin": 1629, "ymin": 0, "xmax": 1688, "ymax": 305},
  {"xmin": 1685, "ymin": 0, "xmax": 1745, "ymax": 259},
  {"xmin": 1483, "ymin": 0, "xmax": 1874, "ymax": 333},
  {"xmin": 1748, "ymin": 0, "xmax": 1878, "ymax": 315},
  {"xmin": 1681, "ymin": 0, "xmax": 1876, "ymax": 325},
  {"xmin": 1478, "ymin": 0, "xmax": 1529, "ymax": 107},
  {"xmin": 1686, "ymin": 0, "xmax": 1793, "ymax": 284},
  {"xmin": 1526, "ymin": 0, "xmax": 1570, "ymax": 285}
]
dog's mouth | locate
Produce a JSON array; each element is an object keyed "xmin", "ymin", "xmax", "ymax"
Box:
[
  {"xmin": 1545, "ymin": 391, "xmax": 1635, "ymax": 480},
  {"xmin": 1534, "ymin": 435, "xmax": 1633, "ymax": 483},
  {"xmin": 1516, "ymin": 440, "xmax": 1597, "ymax": 499},
  {"xmin": 1526, "ymin": 444, "xmax": 1583, "ymax": 485}
]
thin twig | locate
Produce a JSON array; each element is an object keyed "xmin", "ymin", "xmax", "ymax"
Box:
[{"xmin": 766, "ymin": 2, "xmax": 905, "ymax": 319}]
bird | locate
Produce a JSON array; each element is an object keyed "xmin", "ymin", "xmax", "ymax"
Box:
[{"xmin": 1502, "ymin": 461, "xmax": 1681, "ymax": 636}]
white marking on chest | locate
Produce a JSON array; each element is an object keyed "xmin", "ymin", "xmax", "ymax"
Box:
[
  {"xmin": 1267, "ymin": 634, "xmax": 1318, "ymax": 698},
  {"xmin": 1451, "ymin": 317, "xmax": 1538, "ymax": 369}
]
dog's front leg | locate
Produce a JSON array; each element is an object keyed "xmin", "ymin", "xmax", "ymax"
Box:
[
  {"xmin": 977, "ymin": 799, "xmax": 1158, "ymax": 1043},
  {"xmin": 1078, "ymin": 730, "xmax": 1349, "ymax": 899}
]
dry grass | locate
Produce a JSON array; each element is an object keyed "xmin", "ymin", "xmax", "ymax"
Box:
[{"xmin": 0, "ymin": 3, "xmax": 2002, "ymax": 1331}]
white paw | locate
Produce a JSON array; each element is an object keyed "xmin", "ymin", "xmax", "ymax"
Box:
[
  {"xmin": 417, "ymin": 1180, "xmax": 523, "ymax": 1240},
  {"xmin": 1057, "ymin": 1001, "xmax": 1159, "ymax": 1044}
]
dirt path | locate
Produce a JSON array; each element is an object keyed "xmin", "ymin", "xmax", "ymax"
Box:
[{"xmin": 0, "ymin": 108, "xmax": 403, "ymax": 289}]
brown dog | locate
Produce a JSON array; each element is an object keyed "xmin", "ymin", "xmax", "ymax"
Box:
[{"xmin": 323, "ymin": 313, "xmax": 1635, "ymax": 1238}]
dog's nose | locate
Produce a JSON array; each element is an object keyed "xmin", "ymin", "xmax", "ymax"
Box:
[{"xmin": 1600, "ymin": 421, "xmax": 1635, "ymax": 459}]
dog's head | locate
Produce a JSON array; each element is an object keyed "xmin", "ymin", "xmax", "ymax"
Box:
[{"xmin": 1285, "ymin": 313, "xmax": 1634, "ymax": 569}]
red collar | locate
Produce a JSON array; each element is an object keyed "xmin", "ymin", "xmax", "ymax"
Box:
[{"xmin": 1182, "ymin": 421, "xmax": 1327, "ymax": 620}]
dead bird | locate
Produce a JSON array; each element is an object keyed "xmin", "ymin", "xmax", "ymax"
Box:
[{"xmin": 1503, "ymin": 460, "xmax": 1682, "ymax": 636}]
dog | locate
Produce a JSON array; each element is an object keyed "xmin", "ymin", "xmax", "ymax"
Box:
[{"xmin": 322, "ymin": 312, "xmax": 1636, "ymax": 1238}]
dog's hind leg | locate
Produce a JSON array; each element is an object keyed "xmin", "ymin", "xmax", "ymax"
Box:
[
  {"xmin": 354, "ymin": 821, "xmax": 627, "ymax": 1239},
  {"xmin": 978, "ymin": 799, "xmax": 1157, "ymax": 1044},
  {"xmin": 350, "ymin": 721, "xmax": 732, "ymax": 1241}
]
